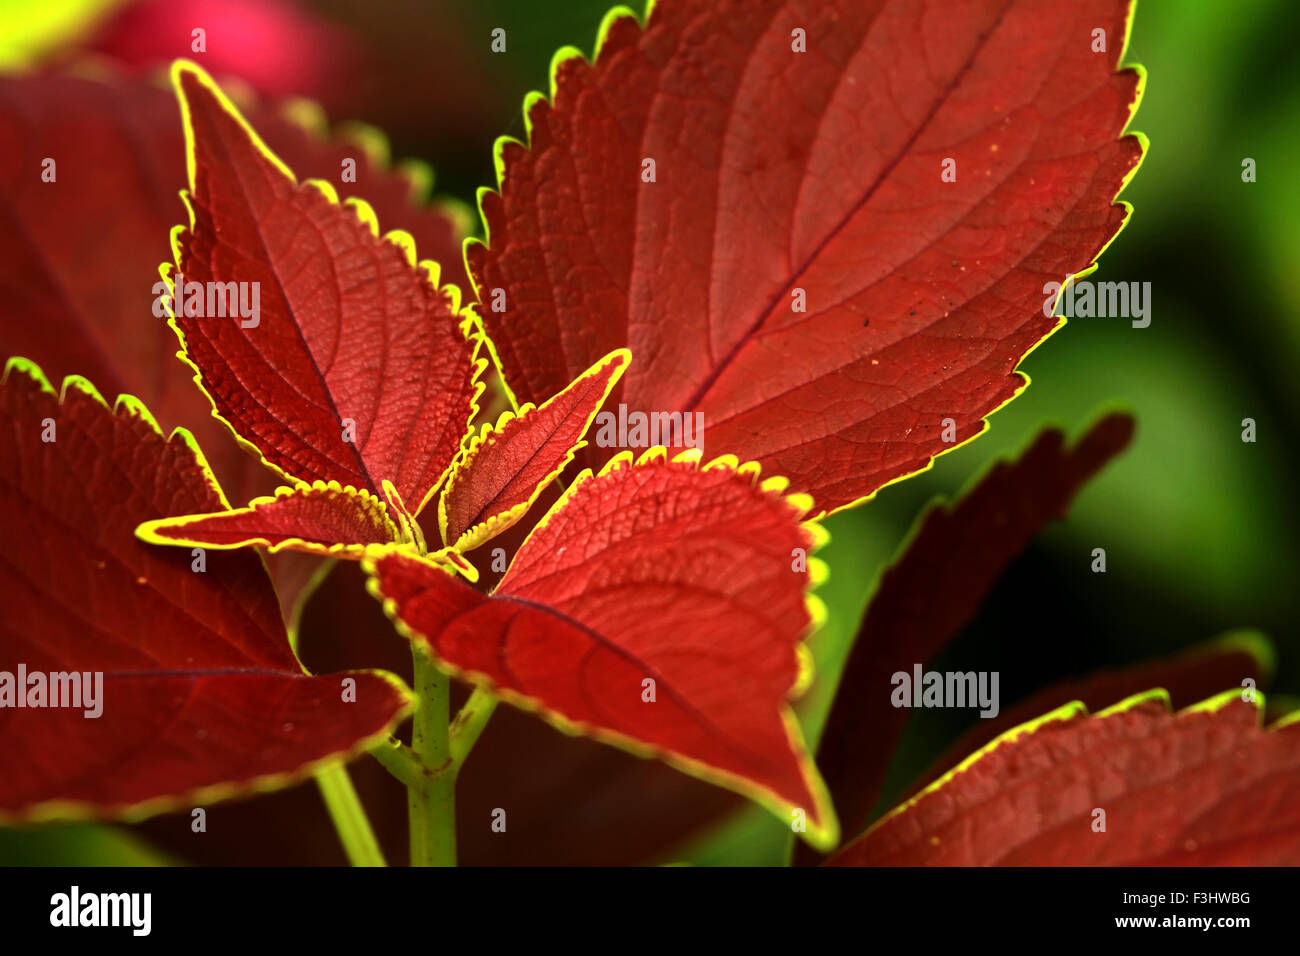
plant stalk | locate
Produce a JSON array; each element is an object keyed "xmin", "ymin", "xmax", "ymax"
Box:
[
  {"xmin": 450, "ymin": 687, "xmax": 499, "ymax": 765},
  {"xmin": 409, "ymin": 644, "xmax": 456, "ymax": 866},
  {"xmin": 314, "ymin": 763, "xmax": 386, "ymax": 867}
]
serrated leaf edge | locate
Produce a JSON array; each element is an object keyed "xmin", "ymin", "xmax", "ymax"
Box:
[
  {"xmin": 461, "ymin": 1, "xmax": 1149, "ymax": 519},
  {"xmin": 135, "ymin": 479, "xmax": 406, "ymax": 559},
  {"xmin": 0, "ymin": 358, "xmax": 415, "ymax": 825},
  {"xmin": 161, "ymin": 60, "xmax": 486, "ymax": 511},
  {"xmin": 842, "ymin": 685, "xmax": 1287, "ymax": 862},
  {"xmin": 438, "ymin": 347, "xmax": 631, "ymax": 552}
]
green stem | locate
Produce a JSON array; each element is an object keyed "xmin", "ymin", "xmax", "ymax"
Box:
[
  {"xmin": 409, "ymin": 645, "xmax": 456, "ymax": 866},
  {"xmin": 450, "ymin": 687, "xmax": 499, "ymax": 765},
  {"xmin": 370, "ymin": 737, "xmax": 424, "ymax": 789},
  {"xmin": 315, "ymin": 763, "xmax": 386, "ymax": 867}
]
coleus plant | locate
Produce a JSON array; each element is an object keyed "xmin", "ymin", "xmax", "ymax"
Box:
[{"xmin": 2, "ymin": 0, "xmax": 1298, "ymax": 867}]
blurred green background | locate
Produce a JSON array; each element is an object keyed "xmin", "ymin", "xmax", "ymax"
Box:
[{"xmin": 1, "ymin": 0, "xmax": 1296, "ymax": 865}]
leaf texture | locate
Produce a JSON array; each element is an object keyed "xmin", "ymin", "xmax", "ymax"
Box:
[
  {"xmin": 439, "ymin": 348, "xmax": 629, "ymax": 551},
  {"xmin": 0, "ymin": 360, "xmax": 411, "ymax": 820},
  {"xmin": 168, "ymin": 61, "xmax": 481, "ymax": 513},
  {"xmin": 469, "ymin": 0, "xmax": 1145, "ymax": 515},
  {"xmin": 909, "ymin": 631, "xmax": 1276, "ymax": 799},
  {"xmin": 0, "ymin": 67, "xmax": 468, "ymax": 502},
  {"xmin": 137, "ymin": 480, "xmax": 404, "ymax": 558},
  {"xmin": 368, "ymin": 449, "xmax": 838, "ymax": 846},
  {"xmin": 828, "ymin": 693, "xmax": 1300, "ymax": 866}
]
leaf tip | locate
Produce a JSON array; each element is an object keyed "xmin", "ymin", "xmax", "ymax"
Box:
[{"xmin": 1, "ymin": 355, "xmax": 55, "ymax": 394}]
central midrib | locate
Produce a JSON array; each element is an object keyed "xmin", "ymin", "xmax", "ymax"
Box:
[
  {"xmin": 209, "ymin": 120, "xmax": 380, "ymax": 494},
  {"xmin": 679, "ymin": 2, "xmax": 1012, "ymax": 416}
]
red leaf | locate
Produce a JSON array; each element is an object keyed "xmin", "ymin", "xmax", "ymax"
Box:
[
  {"xmin": 282, "ymin": 560, "xmax": 742, "ymax": 866},
  {"xmin": 0, "ymin": 360, "xmax": 412, "ymax": 820},
  {"xmin": 137, "ymin": 480, "xmax": 404, "ymax": 558},
  {"xmin": 0, "ymin": 68, "xmax": 468, "ymax": 503},
  {"xmin": 804, "ymin": 413, "xmax": 1133, "ymax": 858},
  {"xmin": 255, "ymin": 102, "xmax": 471, "ymax": 293},
  {"xmin": 439, "ymin": 348, "xmax": 630, "ymax": 551},
  {"xmin": 827, "ymin": 693, "xmax": 1300, "ymax": 866},
  {"xmin": 168, "ymin": 61, "xmax": 482, "ymax": 512},
  {"xmin": 468, "ymin": 0, "xmax": 1145, "ymax": 515},
  {"xmin": 909, "ymin": 631, "xmax": 1276, "ymax": 799},
  {"xmin": 367, "ymin": 450, "xmax": 838, "ymax": 846},
  {"xmin": 131, "ymin": 560, "xmax": 741, "ymax": 865}
]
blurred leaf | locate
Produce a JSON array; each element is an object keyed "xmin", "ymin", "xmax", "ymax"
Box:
[
  {"xmin": 799, "ymin": 414, "xmax": 1134, "ymax": 862},
  {"xmin": 0, "ymin": 823, "xmax": 176, "ymax": 866},
  {"xmin": 0, "ymin": 0, "xmax": 121, "ymax": 67}
]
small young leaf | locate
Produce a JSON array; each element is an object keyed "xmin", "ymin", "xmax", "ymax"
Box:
[
  {"xmin": 828, "ymin": 693, "xmax": 1300, "ymax": 866},
  {"xmin": 439, "ymin": 348, "xmax": 629, "ymax": 551},
  {"xmin": 137, "ymin": 480, "xmax": 405, "ymax": 558},
  {"xmin": 367, "ymin": 450, "xmax": 838, "ymax": 847},
  {"xmin": 0, "ymin": 359, "xmax": 412, "ymax": 821}
]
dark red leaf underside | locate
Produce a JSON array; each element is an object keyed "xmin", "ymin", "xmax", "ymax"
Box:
[
  {"xmin": 0, "ymin": 362, "xmax": 410, "ymax": 819},
  {"xmin": 439, "ymin": 349, "xmax": 629, "ymax": 550},
  {"xmin": 828, "ymin": 696, "xmax": 1300, "ymax": 866},
  {"xmin": 369, "ymin": 453, "xmax": 836, "ymax": 843},
  {"xmin": 469, "ymin": 0, "xmax": 1144, "ymax": 515},
  {"xmin": 171, "ymin": 63, "xmax": 478, "ymax": 512},
  {"xmin": 804, "ymin": 412, "xmax": 1134, "ymax": 860},
  {"xmin": 909, "ymin": 633, "xmax": 1275, "ymax": 798}
]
